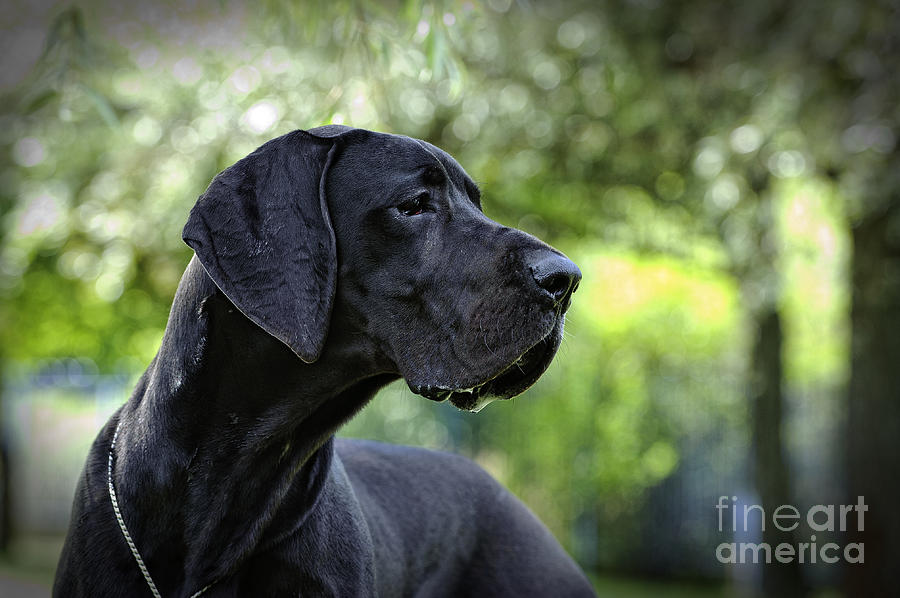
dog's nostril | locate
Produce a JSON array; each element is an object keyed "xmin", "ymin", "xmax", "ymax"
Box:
[
  {"xmin": 541, "ymin": 273, "xmax": 572, "ymax": 301},
  {"xmin": 531, "ymin": 254, "xmax": 582, "ymax": 305}
]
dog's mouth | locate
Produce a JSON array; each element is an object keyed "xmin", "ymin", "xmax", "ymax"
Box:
[{"xmin": 415, "ymin": 319, "xmax": 564, "ymax": 412}]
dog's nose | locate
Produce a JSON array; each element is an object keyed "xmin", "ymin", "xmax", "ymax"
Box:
[{"xmin": 531, "ymin": 253, "xmax": 581, "ymax": 306}]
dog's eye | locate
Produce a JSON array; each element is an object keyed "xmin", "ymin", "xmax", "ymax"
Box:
[{"xmin": 397, "ymin": 193, "xmax": 428, "ymax": 216}]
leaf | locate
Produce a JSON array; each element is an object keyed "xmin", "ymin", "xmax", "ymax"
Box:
[
  {"xmin": 80, "ymin": 84, "xmax": 119, "ymax": 128},
  {"xmin": 427, "ymin": 25, "xmax": 445, "ymax": 79},
  {"xmin": 23, "ymin": 89, "xmax": 59, "ymax": 114}
]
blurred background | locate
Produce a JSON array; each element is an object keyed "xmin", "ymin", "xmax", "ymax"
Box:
[{"xmin": 0, "ymin": 0, "xmax": 897, "ymax": 596}]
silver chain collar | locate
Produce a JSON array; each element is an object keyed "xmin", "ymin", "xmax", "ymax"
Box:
[{"xmin": 108, "ymin": 421, "xmax": 216, "ymax": 598}]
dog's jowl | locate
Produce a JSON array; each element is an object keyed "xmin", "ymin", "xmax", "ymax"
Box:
[{"xmin": 54, "ymin": 126, "xmax": 594, "ymax": 597}]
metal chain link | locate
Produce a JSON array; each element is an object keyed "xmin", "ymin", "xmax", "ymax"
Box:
[{"xmin": 108, "ymin": 421, "xmax": 216, "ymax": 598}]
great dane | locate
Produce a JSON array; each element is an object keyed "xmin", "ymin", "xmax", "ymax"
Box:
[{"xmin": 54, "ymin": 126, "xmax": 593, "ymax": 597}]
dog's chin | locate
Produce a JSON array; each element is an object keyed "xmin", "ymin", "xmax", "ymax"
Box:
[{"xmin": 413, "ymin": 320, "xmax": 564, "ymax": 413}]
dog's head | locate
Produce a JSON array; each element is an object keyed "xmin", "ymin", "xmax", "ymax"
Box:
[{"xmin": 183, "ymin": 126, "xmax": 579, "ymax": 412}]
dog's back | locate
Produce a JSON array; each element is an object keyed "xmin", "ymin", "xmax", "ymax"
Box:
[{"xmin": 337, "ymin": 438, "xmax": 595, "ymax": 597}]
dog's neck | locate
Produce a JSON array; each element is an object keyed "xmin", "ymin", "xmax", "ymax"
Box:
[{"xmin": 112, "ymin": 257, "xmax": 397, "ymax": 590}]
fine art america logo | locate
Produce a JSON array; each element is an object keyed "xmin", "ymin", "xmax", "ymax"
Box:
[{"xmin": 715, "ymin": 496, "xmax": 866, "ymax": 564}]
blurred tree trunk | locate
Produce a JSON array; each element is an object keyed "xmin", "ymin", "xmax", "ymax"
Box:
[
  {"xmin": 749, "ymin": 309, "xmax": 802, "ymax": 597},
  {"xmin": 740, "ymin": 175, "xmax": 804, "ymax": 597},
  {"xmin": 845, "ymin": 199, "xmax": 900, "ymax": 596}
]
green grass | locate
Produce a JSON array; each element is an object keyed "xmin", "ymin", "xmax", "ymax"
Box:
[{"xmin": 591, "ymin": 573, "xmax": 732, "ymax": 597}]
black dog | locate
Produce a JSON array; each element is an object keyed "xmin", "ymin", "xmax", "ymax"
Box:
[{"xmin": 54, "ymin": 126, "xmax": 593, "ymax": 597}]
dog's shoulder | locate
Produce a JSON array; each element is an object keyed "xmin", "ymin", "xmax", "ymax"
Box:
[
  {"xmin": 334, "ymin": 436, "xmax": 498, "ymax": 493},
  {"xmin": 333, "ymin": 436, "xmax": 507, "ymax": 531}
]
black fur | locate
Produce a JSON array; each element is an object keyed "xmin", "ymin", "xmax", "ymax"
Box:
[{"xmin": 54, "ymin": 126, "xmax": 591, "ymax": 597}]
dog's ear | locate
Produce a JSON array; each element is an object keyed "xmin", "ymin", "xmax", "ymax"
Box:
[{"xmin": 183, "ymin": 129, "xmax": 345, "ymax": 363}]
